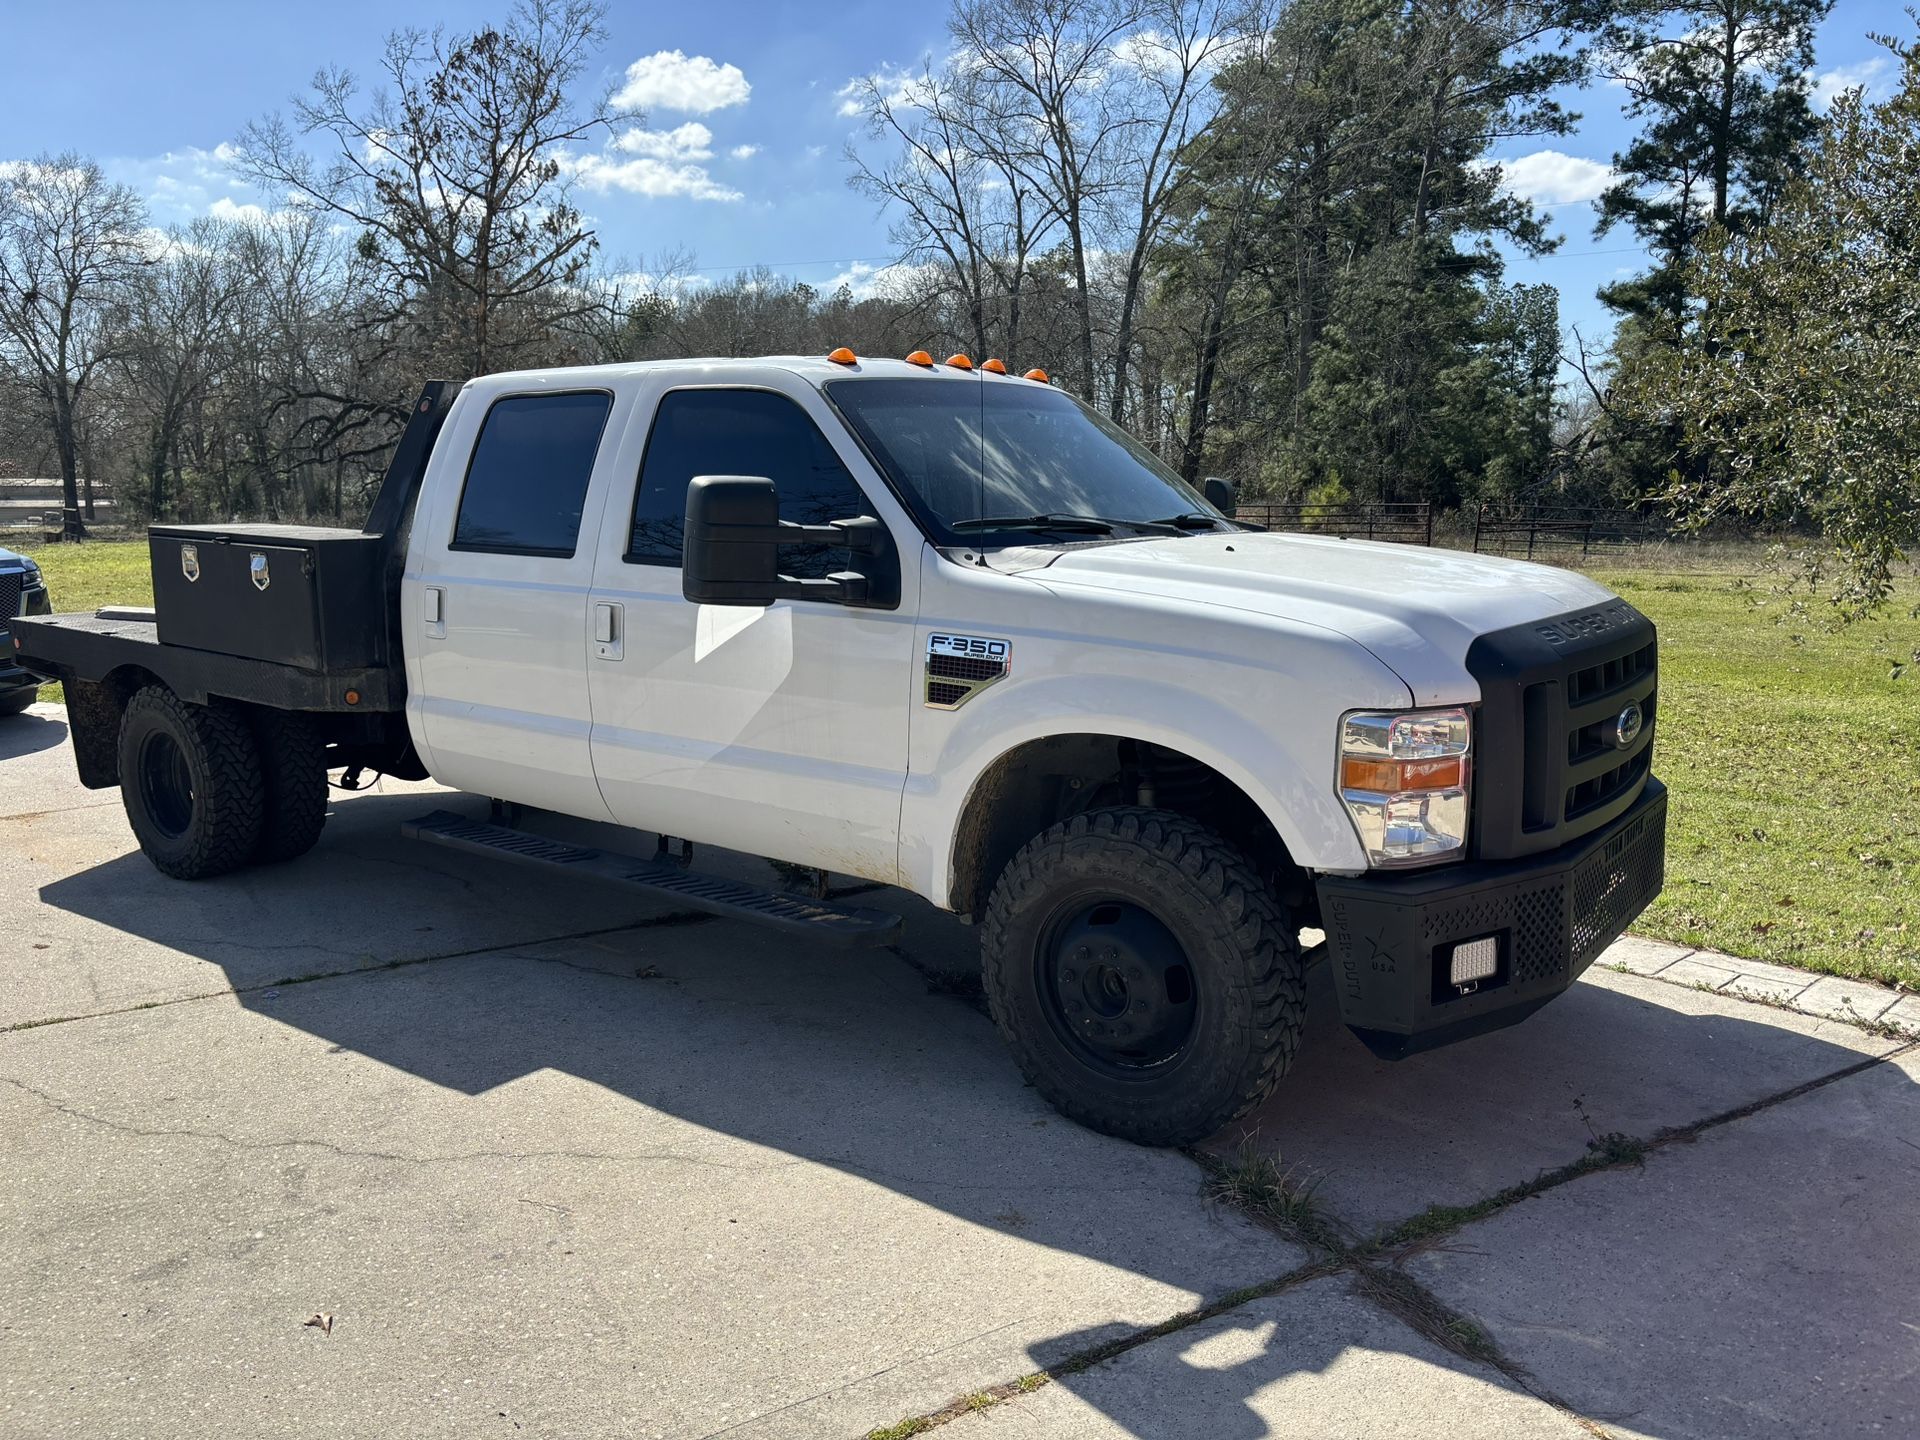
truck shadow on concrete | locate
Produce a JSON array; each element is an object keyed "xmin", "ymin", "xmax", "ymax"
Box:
[
  {"xmin": 38, "ymin": 788, "xmax": 1917, "ymax": 1440},
  {"xmin": 0, "ymin": 705, "xmax": 70, "ymax": 761}
]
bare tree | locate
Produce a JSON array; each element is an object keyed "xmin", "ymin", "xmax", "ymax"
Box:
[
  {"xmin": 115, "ymin": 219, "xmax": 242, "ymax": 520},
  {"xmin": 846, "ymin": 59, "xmax": 1061, "ymax": 362},
  {"xmin": 951, "ymin": 0, "xmax": 1144, "ymax": 401},
  {"xmin": 1096, "ymin": 2, "xmax": 1254, "ymax": 422},
  {"xmin": 0, "ymin": 154, "xmax": 148, "ymax": 537},
  {"xmin": 236, "ymin": 0, "xmax": 624, "ymax": 379}
]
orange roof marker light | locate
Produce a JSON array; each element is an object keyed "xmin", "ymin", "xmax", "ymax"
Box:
[
  {"xmin": 1024, "ymin": 368, "xmax": 1051, "ymax": 383},
  {"xmin": 981, "ymin": 357, "xmax": 1008, "ymax": 374},
  {"xmin": 945, "ymin": 353, "xmax": 974, "ymax": 370},
  {"xmin": 827, "ymin": 347, "xmax": 858, "ymax": 365},
  {"xmin": 905, "ymin": 350, "xmax": 934, "ymax": 367}
]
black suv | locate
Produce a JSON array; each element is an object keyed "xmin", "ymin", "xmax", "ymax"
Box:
[{"xmin": 1, "ymin": 545, "xmax": 52, "ymax": 714}]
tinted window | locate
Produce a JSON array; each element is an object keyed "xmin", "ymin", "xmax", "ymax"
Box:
[
  {"xmin": 628, "ymin": 388, "xmax": 871, "ymax": 578},
  {"xmin": 826, "ymin": 378, "xmax": 1214, "ymax": 546},
  {"xmin": 452, "ymin": 391, "xmax": 613, "ymax": 556}
]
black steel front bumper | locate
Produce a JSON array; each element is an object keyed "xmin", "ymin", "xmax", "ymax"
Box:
[
  {"xmin": 1, "ymin": 578, "xmax": 52, "ymax": 698},
  {"xmin": 1314, "ymin": 777, "xmax": 1667, "ymax": 1058}
]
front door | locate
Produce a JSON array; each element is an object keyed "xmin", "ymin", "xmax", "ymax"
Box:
[
  {"xmin": 407, "ymin": 384, "xmax": 627, "ymax": 821},
  {"xmin": 585, "ymin": 378, "xmax": 920, "ymax": 882}
]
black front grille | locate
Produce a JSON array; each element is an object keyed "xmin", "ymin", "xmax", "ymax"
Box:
[
  {"xmin": 1467, "ymin": 601, "xmax": 1659, "ymax": 861},
  {"xmin": 0, "ymin": 571, "xmax": 22, "ymax": 623}
]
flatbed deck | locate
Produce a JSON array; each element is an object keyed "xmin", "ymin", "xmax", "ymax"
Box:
[{"xmin": 12, "ymin": 611, "xmax": 403, "ymax": 713}]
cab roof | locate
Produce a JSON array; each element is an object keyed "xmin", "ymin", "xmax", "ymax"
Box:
[{"xmin": 467, "ymin": 354, "xmax": 1047, "ymax": 392}]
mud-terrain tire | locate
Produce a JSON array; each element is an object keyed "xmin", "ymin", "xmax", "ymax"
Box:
[
  {"xmin": 250, "ymin": 709, "xmax": 328, "ymax": 863},
  {"xmin": 981, "ymin": 807, "xmax": 1305, "ymax": 1146},
  {"xmin": 0, "ymin": 689, "xmax": 36, "ymax": 715},
  {"xmin": 117, "ymin": 685, "xmax": 265, "ymax": 879}
]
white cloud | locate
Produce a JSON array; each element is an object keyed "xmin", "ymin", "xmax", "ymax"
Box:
[
  {"xmin": 208, "ymin": 195, "xmax": 268, "ymax": 224},
  {"xmin": 565, "ymin": 151, "xmax": 742, "ymax": 203},
  {"xmin": 612, "ymin": 122, "xmax": 714, "ymax": 161},
  {"xmin": 1813, "ymin": 57, "xmax": 1893, "ymax": 109},
  {"xmin": 614, "ymin": 50, "xmax": 750, "ymax": 114},
  {"xmin": 729, "ymin": 144, "xmax": 760, "ymax": 161},
  {"xmin": 1492, "ymin": 150, "xmax": 1616, "ymax": 206},
  {"xmin": 826, "ymin": 259, "xmax": 934, "ymax": 301},
  {"xmin": 836, "ymin": 63, "xmax": 918, "ymax": 118}
]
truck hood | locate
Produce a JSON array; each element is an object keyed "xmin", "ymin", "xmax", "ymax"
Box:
[{"xmin": 1029, "ymin": 531, "xmax": 1617, "ymax": 704}]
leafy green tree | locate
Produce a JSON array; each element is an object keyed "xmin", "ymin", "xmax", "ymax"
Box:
[
  {"xmin": 1598, "ymin": 0, "xmax": 1829, "ymax": 326},
  {"xmin": 1628, "ymin": 35, "xmax": 1920, "ymax": 617},
  {"xmin": 1159, "ymin": 0, "xmax": 1592, "ymax": 504}
]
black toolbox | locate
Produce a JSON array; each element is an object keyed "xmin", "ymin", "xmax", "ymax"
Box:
[{"xmin": 149, "ymin": 525, "xmax": 388, "ymax": 672}]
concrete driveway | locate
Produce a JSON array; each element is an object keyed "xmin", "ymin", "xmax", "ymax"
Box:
[{"xmin": 3, "ymin": 703, "xmax": 1914, "ymax": 1439}]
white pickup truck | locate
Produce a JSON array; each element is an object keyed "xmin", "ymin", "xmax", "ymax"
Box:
[{"xmin": 12, "ymin": 353, "xmax": 1666, "ymax": 1145}]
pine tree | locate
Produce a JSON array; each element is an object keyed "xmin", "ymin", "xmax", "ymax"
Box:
[{"xmin": 1597, "ymin": 0, "xmax": 1830, "ymax": 326}]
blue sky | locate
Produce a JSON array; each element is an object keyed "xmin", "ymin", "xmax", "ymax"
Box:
[{"xmin": 1, "ymin": 0, "xmax": 1901, "ymax": 363}]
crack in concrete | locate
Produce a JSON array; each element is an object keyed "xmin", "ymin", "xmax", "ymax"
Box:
[
  {"xmin": 0, "ymin": 1076, "xmax": 806, "ymax": 1174},
  {"xmin": 856, "ymin": 1038, "xmax": 1920, "ymax": 1440},
  {"xmin": 0, "ymin": 915, "xmax": 711, "ymax": 1035}
]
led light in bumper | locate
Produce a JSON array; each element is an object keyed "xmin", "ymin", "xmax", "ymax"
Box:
[
  {"xmin": 1449, "ymin": 936, "xmax": 1499, "ymax": 987},
  {"xmin": 1339, "ymin": 707, "xmax": 1471, "ymax": 866}
]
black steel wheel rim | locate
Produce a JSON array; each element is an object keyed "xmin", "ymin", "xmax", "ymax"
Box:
[
  {"xmin": 1036, "ymin": 896, "xmax": 1198, "ymax": 1078},
  {"xmin": 138, "ymin": 730, "xmax": 195, "ymax": 839}
]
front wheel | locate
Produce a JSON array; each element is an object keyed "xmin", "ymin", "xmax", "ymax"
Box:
[
  {"xmin": 980, "ymin": 808, "xmax": 1305, "ymax": 1147},
  {"xmin": 117, "ymin": 685, "xmax": 265, "ymax": 879}
]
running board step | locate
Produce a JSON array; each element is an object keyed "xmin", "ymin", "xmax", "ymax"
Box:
[{"xmin": 401, "ymin": 809, "xmax": 903, "ymax": 948}]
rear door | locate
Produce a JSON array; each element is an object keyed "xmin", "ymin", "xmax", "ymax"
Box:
[
  {"xmin": 583, "ymin": 376, "xmax": 921, "ymax": 882},
  {"xmin": 405, "ymin": 382, "xmax": 629, "ymax": 820}
]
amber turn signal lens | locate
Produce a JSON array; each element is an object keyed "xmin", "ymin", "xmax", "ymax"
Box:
[
  {"xmin": 1024, "ymin": 368, "xmax": 1050, "ymax": 383},
  {"xmin": 945, "ymin": 353, "xmax": 974, "ymax": 369},
  {"xmin": 905, "ymin": 350, "xmax": 934, "ymax": 366},
  {"xmin": 827, "ymin": 347, "xmax": 857, "ymax": 365},
  {"xmin": 981, "ymin": 357, "xmax": 1008, "ymax": 374},
  {"xmin": 1340, "ymin": 756, "xmax": 1463, "ymax": 792}
]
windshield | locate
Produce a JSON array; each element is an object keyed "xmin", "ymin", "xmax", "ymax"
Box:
[{"xmin": 825, "ymin": 377, "xmax": 1221, "ymax": 545}]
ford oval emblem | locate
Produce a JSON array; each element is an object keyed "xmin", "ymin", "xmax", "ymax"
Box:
[{"xmin": 1614, "ymin": 700, "xmax": 1644, "ymax": 749}]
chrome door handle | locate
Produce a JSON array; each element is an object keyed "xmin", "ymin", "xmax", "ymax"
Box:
[
  {"xmin": 592, "ymin": 601, "xmax": 624, "ymax": 661},
  {"xmin": 423, "ymin": 586, "xmax": 446, "ymax": 639}
]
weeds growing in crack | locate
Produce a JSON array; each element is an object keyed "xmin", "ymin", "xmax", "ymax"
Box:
[
  {"xmin": 1349, "ymin": 1264, "xmax": 1504, "ymax": 1369},
  {"xmin": 1197, "ymin": 1139, "xmax": 1343, "ymax": 1254},
  {"xmin": 1372, "ymin": 1130, "xmax": 1648, "ymax": 1251}
]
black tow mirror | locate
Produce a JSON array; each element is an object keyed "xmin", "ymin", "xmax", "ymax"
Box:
[
  {"xmin": 682, "ymin": 474, "xmax": 897, "ymax": 609},
  {"xmin": 1202, "ymin": 476, "xmax": 1238, "ymax": 518}
]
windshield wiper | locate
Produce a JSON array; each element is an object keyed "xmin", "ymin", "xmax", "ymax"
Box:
[
  {"xmin": 1144, "ymin": 512, "xmax": 1225, "ymax": 530},
  {"xmin": 952, "ymin": 513, "xmax": 1118, "ymax": 535}
]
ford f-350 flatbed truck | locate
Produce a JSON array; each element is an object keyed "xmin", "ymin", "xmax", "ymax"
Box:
[{"xmin": 11, "ymin": 355, "xmax": 1666, "ymax": 1145}]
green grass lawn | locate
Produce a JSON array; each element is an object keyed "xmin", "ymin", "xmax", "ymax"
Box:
[
  {"xmin": 24, "ymin": 539, "xmax": 153, "ymax": 705},
  {"xmin": 1589, "ymin": 566, "xmax": 1918, "ymax": 991},
  {"xmin": 19, "ymin": 540, "xmax": 1918, "ymax": 988}
]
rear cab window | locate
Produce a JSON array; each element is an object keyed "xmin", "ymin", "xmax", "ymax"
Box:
[{"xmin": 451, "ymin": 391, "xmax": 614, "ymax": 557}]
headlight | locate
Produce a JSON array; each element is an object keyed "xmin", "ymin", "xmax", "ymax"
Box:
[
  {"xmin": 21, "ymin": 561, "xmax": 40, "ymax": 586},
  {"xmin": 1338, "ymin": 707, "xmax": 1471, "ymax": 866}
]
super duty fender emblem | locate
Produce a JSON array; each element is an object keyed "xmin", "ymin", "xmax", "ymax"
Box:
[
  {"xmin": 250, "ymin": 552, "xmax": 271, "ymax": 592},
  {"xmin": 924, "ymin": 633, "xmax": 1011, "ymax": 710},
  {"xmin": 180, "ymin": 544, "xmax": 200, "ymax": 582}
]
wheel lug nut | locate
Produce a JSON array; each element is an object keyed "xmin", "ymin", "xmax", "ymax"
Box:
[
  {"xmin": 1075, "ymin": 946, "xmax": 1090, "ymax": 960},
  {"xmin": 1063, "ymin": 969, "xmax": 1077, "ymax": 982}
]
